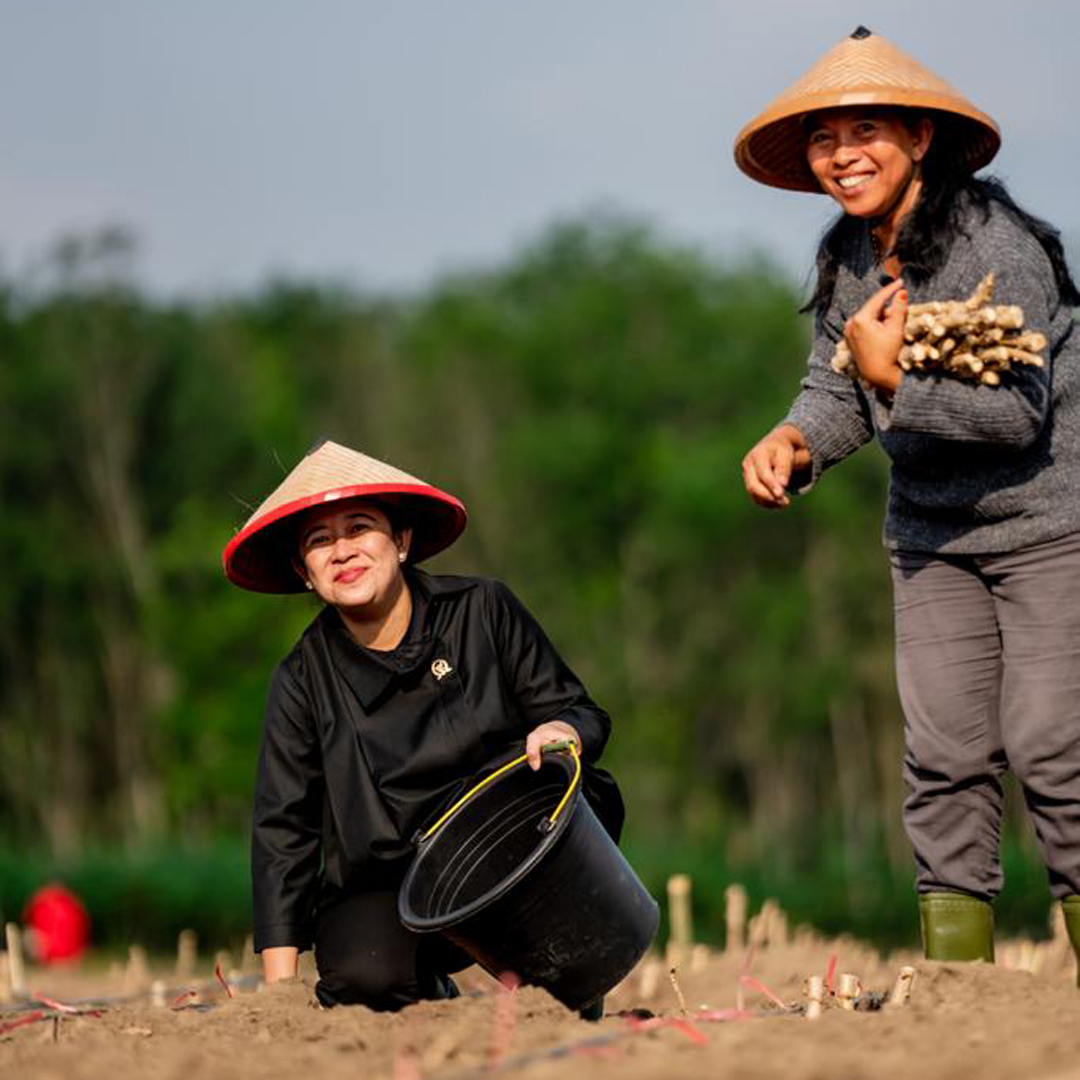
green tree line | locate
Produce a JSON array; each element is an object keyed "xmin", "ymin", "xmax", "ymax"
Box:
[{"xmin": 0, "ymin": 219, "xmax": 1049, "ymax": 946}]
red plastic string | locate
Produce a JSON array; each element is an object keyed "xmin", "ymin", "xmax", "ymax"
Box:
[
  {"xmin": 627, "ymin": 1014, "xmax": 709, "ymax": 1045},
  {"xmin": 0, "ymin": 1011, "xmax": 46, "ymax": 1034},
  {"xmin": 738, "ymin": 974, "xmax": 789, "ymax": 1011},
  {"xmin": 667, "ymin": 1018, "xmax": 709, "ymax": 1046},
  {"xmin": 214, "ymin": 962, "xmax": 234, "ymax": 999},
  {"xmin": 27, "ymin": 994, "xmax": 101, "ymax": 1019},
  {"xmin": 31, "ymin": 993, "xmax": 79, "ymax": 1014},
  {"xmin": 736, "ymin": 943, "xmax": 757, "ymax": 1012}
]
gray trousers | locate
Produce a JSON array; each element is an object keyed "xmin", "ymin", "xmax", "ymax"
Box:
[{"xmin": 890, "ymin": 531, "xmax": 1080, "ymax": 901}]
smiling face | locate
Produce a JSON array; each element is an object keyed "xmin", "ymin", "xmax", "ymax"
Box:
[
  {"xmin": 294, "ymin": 498, "xmax": 412, "ymax": 615},
  {"xmin": 805, "ymin": 108, "xmax": 933, "ymax": 224}
]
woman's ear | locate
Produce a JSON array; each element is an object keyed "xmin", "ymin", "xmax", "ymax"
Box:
[
  {"xmin": 912, "ymin": 116, "xmax": 934, "ymax": 162},
  {"xmin": 395, "ymin": 526, "xmax": 414, "ymax": 563},
  {"xmin": 292, "ymin": 555, "xmax": 313, "ymax": 590}
]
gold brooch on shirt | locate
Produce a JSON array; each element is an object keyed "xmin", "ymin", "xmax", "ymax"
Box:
[{"xmin": 431, "ymin": 658, "xmax": 453, "ymax": 681}]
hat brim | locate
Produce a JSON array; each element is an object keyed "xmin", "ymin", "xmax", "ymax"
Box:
[
  {"xmin": 222, "ymin": 483, "xmax": 467, "ymax": 594},
  {"xmin": 735, "ymin": 94, "xmax": 1001, "ymax": 193}
]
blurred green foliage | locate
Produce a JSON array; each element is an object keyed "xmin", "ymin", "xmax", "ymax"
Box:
[
  {"xmin": 0, "ymin": 217, "xmax": 1052, "ymax": 949},
  {"xmin": 0, "ymin": 846, "xmax": 250, "ymax": 955},
  {"xmin": 0, "ymin": 829, "xmax": 1051, "ymax": 955}
]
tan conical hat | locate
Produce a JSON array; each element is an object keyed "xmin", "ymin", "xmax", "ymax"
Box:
[
  {"xmin": 734, "ymin": 26, "xmax": 1000, "ymax": 192},
  {"xmin": 222, "ymin": 439, "xmax": 467, "ymax": 593}
]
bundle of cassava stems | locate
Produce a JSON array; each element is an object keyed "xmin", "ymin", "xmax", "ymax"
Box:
[{"xmin": 831, "ymin": 273, "xmax": 1047, "ymax": 386}]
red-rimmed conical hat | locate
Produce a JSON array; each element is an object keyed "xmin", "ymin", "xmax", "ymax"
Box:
[
  {"xmin": 223, "ymin": 439, "xmax": 467, "ymax": 593},
  {"xmin": 734, "ymin": 26, "xmax": 1000, "ymax": 193}
]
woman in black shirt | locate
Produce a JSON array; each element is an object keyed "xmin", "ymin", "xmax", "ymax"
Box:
[{"xmin": 222, "ymin": 439, "xmax": 623, "ymax": 1009}]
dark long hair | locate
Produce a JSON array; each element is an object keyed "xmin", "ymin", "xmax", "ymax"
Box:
[{"xmin": 802, "ymin": 112, "xmax": 1080, "ymax": 325}]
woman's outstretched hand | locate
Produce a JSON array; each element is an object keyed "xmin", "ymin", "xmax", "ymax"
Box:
[
  {"xmin": 845, "ymin": 279, "xmax": 907, "ymax": 393},
  {"xmin": 525, "ymin": 720, "xmax": 582, "ymax": 771},
  {"xmin": 741, "ymin": 423, "xmax": 811, "ymax": 508}
]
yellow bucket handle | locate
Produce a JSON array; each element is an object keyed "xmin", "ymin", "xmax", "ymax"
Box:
[{"xmin": 417, "ymin": 740, "xmax": 581, "ymax": 844}]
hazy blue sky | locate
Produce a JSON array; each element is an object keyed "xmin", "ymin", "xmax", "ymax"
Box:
[{"xmin": 3, "ymin": 0, "xmax": 1078, "ymax": 295}]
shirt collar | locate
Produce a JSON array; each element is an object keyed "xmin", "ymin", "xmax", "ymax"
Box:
[{"xmin": 318, "ymin": 570, "xmax": 473, "ymax": 710}]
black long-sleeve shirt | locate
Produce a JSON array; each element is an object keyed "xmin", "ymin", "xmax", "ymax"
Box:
[{"xmin": 251, "ymin": 569, "xmax": 620, "ymax": 952}]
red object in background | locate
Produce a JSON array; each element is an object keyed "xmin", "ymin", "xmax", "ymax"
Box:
[{"xmin": 23, "ymin": 884, "xmax": 90, "ymax": 963}]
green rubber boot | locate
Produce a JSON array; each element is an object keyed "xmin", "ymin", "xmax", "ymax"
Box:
[
  {"xmin": 918, "ymin": 892, "xmax": 995, "ymax": 962},
  {"xmin": 1062, "ymin": 897, "xmax": 1080, "ymax": 988}
]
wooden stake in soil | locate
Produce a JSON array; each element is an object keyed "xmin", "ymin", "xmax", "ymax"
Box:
[
  {"xmin": 751, "ymin": 898, "xmax": 787, "ymax": 949},
  {"xmin": 4, "ymin": 923, "xmax": 27, "ymax": 999},
  {"xmin": 724, "ymin": 885, "xmax": 747, "ymax": 954},
  {"xmin": 804, "ymin": 975, "xmax": 824, "ymax": 1021},
  {"xmin": 241, "ymin": 934, "xmax": 257, "ymax": 975},
  {"xmin": 125, "ymin": 945, "xmax": 150, "ymax": 993},
  {"xmin": 666, "ymin": 874, "xmax": 693, "ymax": 969},
  {"xmin": 176, "ymin": 929, "xmax": 198, "ymax": 978},
  {"xmin": 767, "ymin": 902, "xmax": 790, "ymax": 947},
  {"xmin": 836, "ymin": 973, "xmax": 861, "ymax": 1011},
  {"xmin": 885, "ymin": 966, "xmax": 916, "ymax": 1008},
  {"xmin": 668, "ymin": 967, "xmax": 689, "ymax": 1017},
  {"xmin": 638, "ymin": 957, "xmax": 662, "ymax": 1001}
]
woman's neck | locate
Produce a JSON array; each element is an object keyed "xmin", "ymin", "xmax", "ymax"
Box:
[
  {"xmin": 870, "ymin": 171, "xmax": 923, "ymax": 273},
  {"xmin": 337, "ymin": 575, "xmax": 413, "ymax": 651}
]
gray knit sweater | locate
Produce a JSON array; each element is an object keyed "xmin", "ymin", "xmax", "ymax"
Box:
[{"xmin": 783, "ymin": 193, "xmax": 1080, "ymax": 554}]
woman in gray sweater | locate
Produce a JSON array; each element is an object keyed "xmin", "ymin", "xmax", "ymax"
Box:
[{"xmin": 737, "ymin": 27, "xmax": 1080, "ymax": 973}]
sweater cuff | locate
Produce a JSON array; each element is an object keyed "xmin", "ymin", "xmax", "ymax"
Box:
[
  {"xmin": 253, "ymin": 923, "xmax": 312, "ymax": 954},
  {"xmin": 781, "ymin": 408, "xmax": 852, "ymax": 494}
]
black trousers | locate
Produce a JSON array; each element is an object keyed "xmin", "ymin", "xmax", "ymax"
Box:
[{"xmin": 313, "ymin": 889, "xmax": 472, "ymax": 1010}]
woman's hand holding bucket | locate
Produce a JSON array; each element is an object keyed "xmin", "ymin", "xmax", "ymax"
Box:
[{"xmin": 525, "ymin": 721, "xmax": 581, "ymax": 771}]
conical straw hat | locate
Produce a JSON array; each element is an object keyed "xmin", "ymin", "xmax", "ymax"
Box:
[
  {"xmin": 223, "ymin": 439, "xmax": 468, "ymax": 593},
  {"xmin": 734, "ymin": 26, "xmax": 1000, "ymax": 192}
]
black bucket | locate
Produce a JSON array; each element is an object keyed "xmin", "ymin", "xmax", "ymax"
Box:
[{"xmin": 398, "ymin": 748, "xmax": 658, "ymax": 1010}]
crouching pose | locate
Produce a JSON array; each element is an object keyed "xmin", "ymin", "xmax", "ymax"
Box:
[
  {"xmin": 736, "ymin": 28, "xmax": 1080, "ymax": 972},
  {"xmin": 223, "ymin": 439, "xmax": 623, "ymax": 1008}
]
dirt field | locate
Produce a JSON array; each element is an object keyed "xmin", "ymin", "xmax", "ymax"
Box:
[{"xmin": 5, "ymin": 923, "xmax": 1080, "ymax": 1080}]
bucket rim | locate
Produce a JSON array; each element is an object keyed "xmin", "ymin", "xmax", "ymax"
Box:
[{"xmin": 397, "ymin": 751, "xmax": 580, "ymax": 932}]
